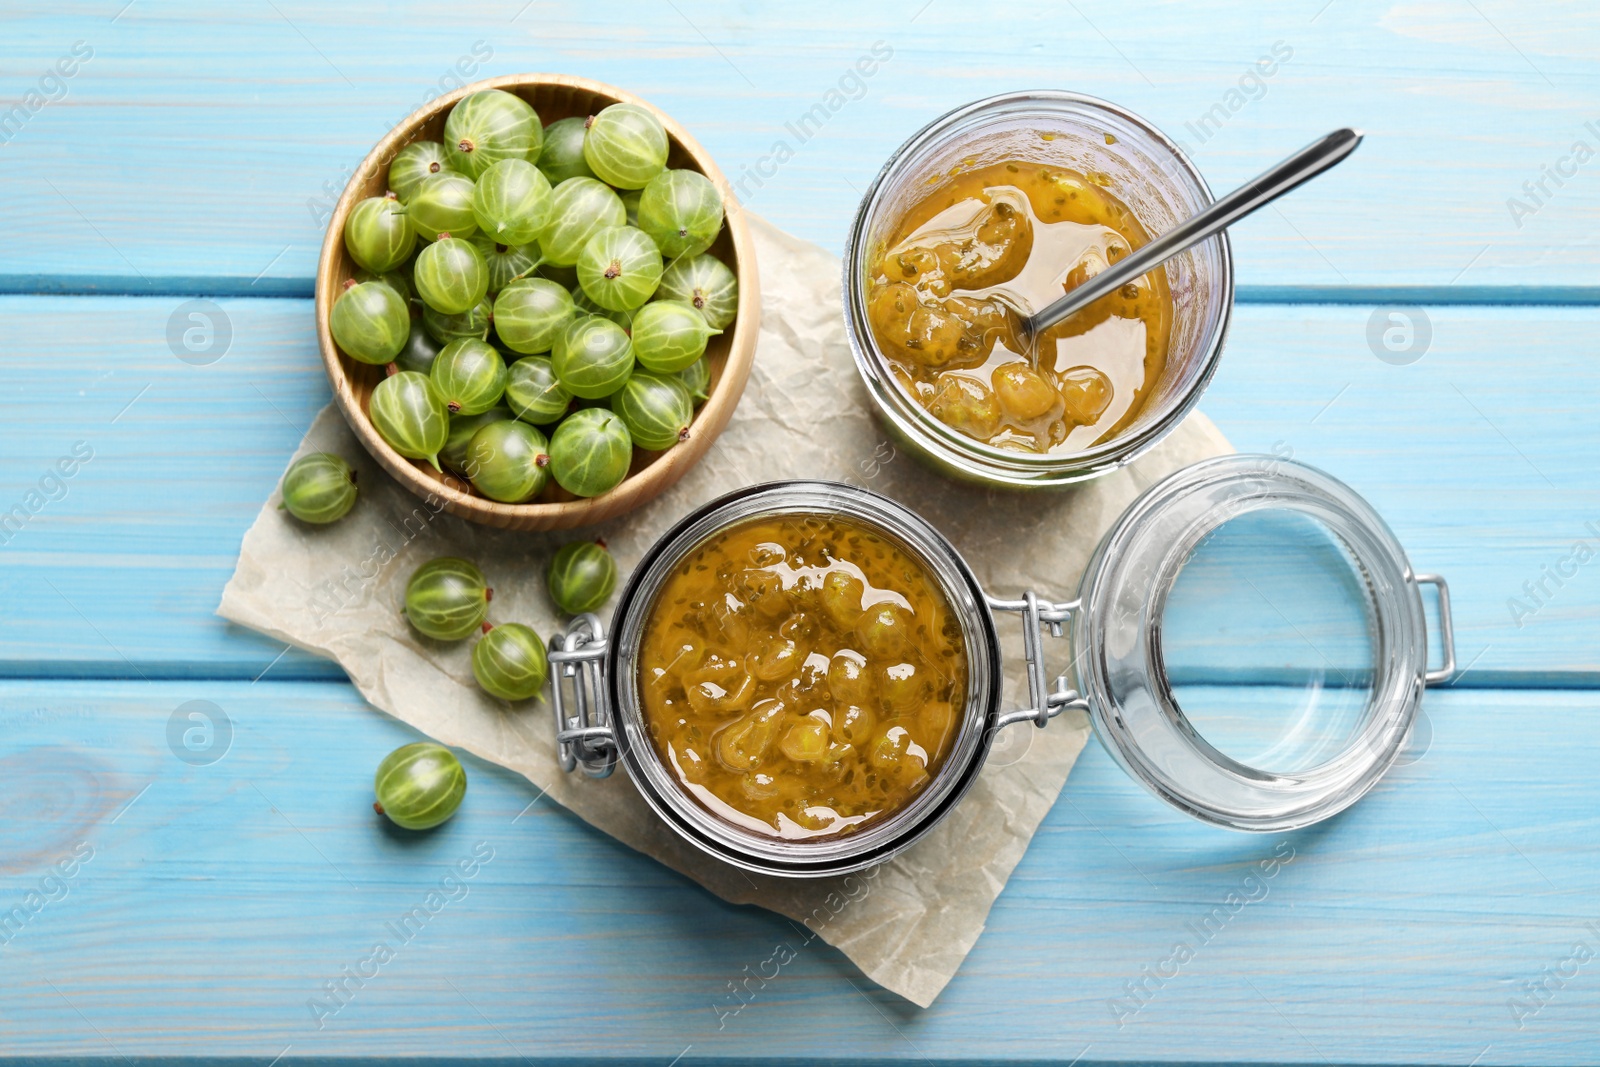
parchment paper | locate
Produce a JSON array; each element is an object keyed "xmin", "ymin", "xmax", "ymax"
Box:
[{"xmin": 219, "ymin": 214, "xmax": 1232, "ymax": 1007}]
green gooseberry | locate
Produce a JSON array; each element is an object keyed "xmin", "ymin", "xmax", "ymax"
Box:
[
  {"xmin": 345, "ymin": 194, "xmax": 416, "ymax": 273},
  {"xmin": 441, "ymin": 406, "xmax": 511, "ymax": 471},
  {"xmin": 445, "ymin": 89, "xmax": 542, "ymax": 179},
  {"xmin": 658, "ymin": 253, "xmax": 739, "ymax": 330},
  {"xmin": 331, "ymin": 278, "xmax": 410, "ymax": 365},
  {"xmin": 369, "ymin": 370, "xmax": 449, "ymax": 470},
  {"xmin": 353, "ymin": 265, "xmax": 413, "ymax": 303},
  {"xmin": 468, "ymin": 234, "xmax": 541, "ymax": 294},
  {"xmin": 534, "ymin": 262, "xmax": 579, "ymax": 289},
  {"xmin": 423, "ymin": 296, "xmax": 493, "ymax": 346},
  {"xmin": 552, "ymin": 316, "xmax": 634, "ymax": 399},
  {"xmin": 504, "ymin": 355, "xmax": 572, "ymax": 425},
  {"xmin": 637, "ymin": 169, "xmax": 724, "ymax": 258},
  {"xmin": 548, "ymin": 407, "xmax": 633, "ymax": 498},
  {"xmin": 676, "ymin": 356, "xmax": 712, "ymax": 403},
  {"xmin": 546, "ymin": 541, "xmax": 617, "ymax": 615},
  {"xmin": 388, "ymin": 140, "xmax": 455, "ymax": 203},
  {"xmin": 611, "ymin": 371, "xmax": 693, "ymax": 451},
  {"xmin": 620, "ymin": 188, "xmax": 642, "ymax": 227},
  {"xmin": 404, "ymin": 556, "xmax": 491, "ymax": 640},
  {"xmin": 536, "ymin": 116, "xmax": 595, "ymax": 184},
  {"xmin": 373, "ymin": 742, "xmax": 466, "ymax": 830},
  {"xmin": 539, "ymin": 177, "xmax": 625, "ymax": 267},
  {"xmin": 394, "ymin": 315, "xmax": 441, "ymax": 375},
  {"xmin": 576, "ymin": 225, "xmax": 663, "ymax": 312},
  {"xmin": 494, "ymin": 278, "xmax": 574, "ymax": 354},
  {"xmin": 571, "ymin": 287, "xmax": 633, "ymax": 331},
  {"xmin": 465, "ymin": 419, "xmax": 550, "ymax": 503},
  {"xmin": 430, "ymin": 338, "xmax": 506, "ymax": 416},
  {"xmin": 630, "ymin": 299, "xmax": 721, "ymax": 373},
  {"xmin": 406, "ymin": 172, "xmax": 479, "ymax": 241},
  {"xmin": 415, "ymin": 234, "xmax": 489, "ymax": 315},
  {"xmin": 582, "ymin": 102, "xmax": 668, "ymax": 190},
  {"xmin": 472, "ymin": 622, "xmax": 550, "ymax": 701},
  {"xmin": 472, "ymin": 158, "xmax": 552, "ymax": 245},
  {"xmin": 280, "ymin": 452, "xmax": 357, "ymax": 524}
]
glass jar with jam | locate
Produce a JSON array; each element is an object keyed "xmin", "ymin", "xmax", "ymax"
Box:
[
  {"xmin": 843, "ymin": 91, "xmax": 1235, "ymax": 488},
  {"xmin": 546, "ymin": 458, "xmax": 1456, "ymax": 878}
]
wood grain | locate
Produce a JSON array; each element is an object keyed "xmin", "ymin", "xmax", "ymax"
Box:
[
  {"xmin": 0, "ymin": 297, "xmax": 1591, "ymax": 685},
  {"xmin": 4, "ymin": 3, "xmax": 1598, "ymax": 1062},
  {"xmin": 0, "ymin": 2, "xmax": 1596, "ymax": 293},
  {"xmin": 0, "ymin": 680, "xmax": 1593, "ymax": 1063}
]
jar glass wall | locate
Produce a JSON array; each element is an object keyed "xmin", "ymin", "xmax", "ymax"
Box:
[{"xmin": 843, "ymin": 91, "xmax": 1234, "ymax": 488}]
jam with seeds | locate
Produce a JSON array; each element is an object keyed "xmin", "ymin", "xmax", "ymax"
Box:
[
  {"xmin": 865, "ymin": 155, "xmax": 1173, "ymax": 453},
  {"xmin": 638, "ymin": 513, "xmax": 966, "ymax": 839}
]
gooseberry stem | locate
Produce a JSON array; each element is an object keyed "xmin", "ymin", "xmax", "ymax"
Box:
[{"xmin": 506, "ymin": 253, "xmax": 547, "ymax": 284}]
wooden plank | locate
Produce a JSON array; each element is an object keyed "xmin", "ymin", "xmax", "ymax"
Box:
[
  {"xmin": 0, "ymin": 2, "xmax": 1597, "ymax": 292},
  {"xmin": 0, "ymin": 296, "xmax": 1592, "ymax": 685},
  {"xmin": 0, "ymin": 679, "xmax": 1594, "ymax": 1063}
]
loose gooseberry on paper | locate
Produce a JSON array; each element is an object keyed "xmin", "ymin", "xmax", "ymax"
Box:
[
  {"xmin": 415, "ymin": 234, "xmax": 489, "ymax": 316},
  {"xmin": 373, "ymin": 742, "xmax": 466, "ymax": 830},
  {"xmin": 582, "ymin": 102, "xmax": 669, "ymax": 190},
  {"xmin": 548, "ymin": 407, "xmax": 633, "ymax": 498},
  {"xmin": 345, "ymin": 194, "xmax": 416, "ymax": 273},
  {"xmin": 546, "ymin": 540, "xmax": 617, "ymax": 615},
  {"xmin": 280, "ymin": 452, "xmax": 357, "ymax": 524},
  {"xmin": 388, "ymin": 140, "xmax": 454, "ymax": 203},
  {"xmin": 331, "ymin": 279, "xmax": 410, "ymax": 365},
  {"xmin": 403, "ymin": 557, "xmax": 491, "ymax": 641},
  {"xmin": 540, "ymin": 177, "xmax": 627, "ymax": 267},
  {"xmin": 429, "ymin": 338, "xmax": 507, "ymax": 416},
  {"xmin": 657, "ymin": 253, "xmax": 738, "ymax": 330},
  {"xmin": 576, "ymin": 225, "xmax": 663, "ymax": 312},
  {"xmin": 472, "ymin": 622, "xmax": 550, "ymax": 701},
  {"xmin": 551, "ymin": 316, "xmax": 634, "ymax": 399},
  {"xmin": 536, "ymin": 116, "xmax": 596, "ymax": 185},
  {"xmin": 471, "ymin": 158, "xmax": 553, "ymax": 246},
  {"xmin": 369, "ymin": 369, "xmax": 450, "ymax": 470},
  {"xmin": 637, "ymin": 169, "xmax": 723, "ymax": 258},
  {"xmin": 493, "ymin": 279, "xmax": 574, "ymax": 354},
  {"xmin": 405, "ymin": 171, "xmax": 480, "ymax": 241},
  {"xmin": 465, "ymin": 420, "xmax": 550, "ymax": 504},
  {"xmin": 611, "ymin": 371, "xmax": 693, "ymax": 451},
  {"xmin": 504, "ymin": 355, "xmax": 573, "ymax": 425},
  {"xmin": 630, "ymin": 299, "xmax": 720, "ymax": 373}
]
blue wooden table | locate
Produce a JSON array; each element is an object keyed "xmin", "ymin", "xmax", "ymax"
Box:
[{"xmin": 3, "ymin": 3, "xmax": 1598, "ymax": 1063}]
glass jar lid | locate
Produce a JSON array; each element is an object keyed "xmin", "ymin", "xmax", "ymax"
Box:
[{"xmin": 1072, "ymin": 454, "xmax": 1454, "ymax": 831}]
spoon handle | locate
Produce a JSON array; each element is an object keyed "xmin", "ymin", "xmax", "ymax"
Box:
[{"xmin": 1024, "ymin": 127, "xmax": 1364, "ymax": 336}]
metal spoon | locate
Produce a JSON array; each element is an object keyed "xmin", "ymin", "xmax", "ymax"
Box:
[{"xmin": 1023, "ymin": 127, "xmax": 1363, "ymax": 337}]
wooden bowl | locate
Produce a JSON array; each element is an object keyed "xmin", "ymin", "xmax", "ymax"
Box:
[{"xmin": 315, "ymin": 74, "xmax": 760, "ymax": 530}]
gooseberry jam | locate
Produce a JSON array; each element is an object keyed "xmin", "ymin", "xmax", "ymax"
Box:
[
  {"xmin": 637, "ymin": 512, "xmax": 966, "ymax": 840},
  {"xmin": 865, "ymin": 157, "xmax": 1173, "ymax": 454}
]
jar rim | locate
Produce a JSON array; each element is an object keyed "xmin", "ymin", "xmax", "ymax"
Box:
[
  {"xmin": 604, "ymin": 480, "xmax": 1003, "ymax": 877},
  {"xmin": 1073, "ymin": 454, "xmax": 1430, "ymax": 831},
  {"xmin": 841, "ymin": 89, "xmax": 1235, "ymax": 486}
]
